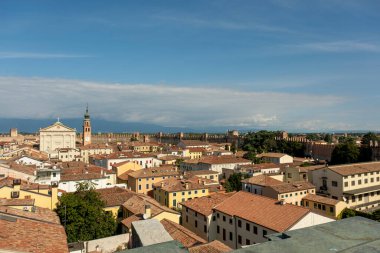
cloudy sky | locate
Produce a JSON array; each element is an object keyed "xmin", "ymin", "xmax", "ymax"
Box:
[{"xmin": 1, "ymin": 0, "xmax": 379, "ymax": 131}]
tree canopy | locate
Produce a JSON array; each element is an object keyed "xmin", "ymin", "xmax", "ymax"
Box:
[
  {"xmin": 361, "ymin": 132, "xmax": 379, "ymax": 146},
  {"xmin": 330, "ymin": 138, "xmax": 360, "ymax": 165},
  {"xmin": 55, "ymin": 182, "xmax": 117, "ymax": 243},
  {"xmin": 224, "ymin": 173, "xmax": 250, "ymax": 192}
]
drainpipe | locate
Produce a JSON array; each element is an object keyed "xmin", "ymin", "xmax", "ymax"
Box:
[{"xmin": 234, "ymin": 215, "xmax": 238, "ymax": 249}]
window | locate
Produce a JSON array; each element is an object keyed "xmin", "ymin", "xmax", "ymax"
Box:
[
  {"xmin": 246, "ymin": 239, "xmax": 251, "ymax": 245},
  {"xmin": 238, "ymin": 235, "xmax": 242, "ymax": 244},
  {"xmin": 202, "ymin": 190, "xmax": 205, "ymax": 193},
  {"xmin": 223, "ymin": 229, "xmax": 226, "ymax": 241},
  {"xmin": 204, "ymin": 225, "xmax": 207, "ymax": 233},
  {"xmin": 365, "ymin": 179, "xmax": 368, "ymax": 184},
  {"xmin": 195, "ymin": 220, "xmax": 198, "ymax": 228},
  {"xmin": 223, "ymin": 216, "xmax": 226, "ymax": 222},
  {"xmin": 322, "ymin": 205, "xmax": 326, "ymax": 211},
  {"xmin": 182, "ymin": 192, "xmax": 185, "ymax": 196},
  {"xmin": 351, "ymin": 181, "xmax": 355, "ymax": 186},
  {"xmin": 146, "ymin": 184, "xmax": 149, "ymax": 189},
  {"xmin": 195, "ymin": 212, "xmax": 198, "ymax": 217},
  {"xmin": 352, "ymin": 196, "xmax": 356, "ymax": 202},
  {"xmin": 138, "ymin": 178, "xmax": 141, "ymax": 182},
  {"xmin": 358, "ymin": 195, "xmax": 363, "ymax": 201},
  {"xmin": 371, "ymin": 178, "xmax": 374, "ymax": 183},
  {"xmin": 204, "ymin": 216, "xmax": 207, "ymax": 222},
  {"xmin": 358, "ymin": 180, "xmax": 362, "ymax": 185},
  {"xmin": 246, "ymin": 223, "xmax": 250, "ymax": 231},
  {"xmin": 332, "ymin": 181, "xmax": 338, "ymax": 187},
  {"xmin": 173, "ymin": 193, "xmax": 176, "ymax": 197},
  {"xmin": 188, "ymin": 191, "xmax": 192, "ymax": 195},
  {"xmin": 263, "ymin": 230, "xmax": 267, "ymax": 237},
  {"xmin": 186, "ymin": 216, "xmax": 188, "ymax": 222},
  {"xmin": 195, "ymin": 190, "xmax": 198, "ymax": 194},
  {"xmin": 229, "ymin": 218, "xmax": 232, "ymax": 224},
  {"xmin": 217, "ymin": 213, "xmax": 220, "ymax": 218},
  {"xmin": 229, "ymin": 232, "xmax": 233, "ymax": 241},
  {"xmin": 213, "ymin": 216, "xmax": 216, "ymax": 221},
  {"xmin": 217, "ymin": 225, "xmax": 220, "ymax": 234},
  {"xmin": 52, "ymin": 173, "xmax": 56, "ymax": 177},
  {"xmin": 344, "ymin": 182, "xmax": 348, "ymax": 187},
  {"xmin": 330, "ymin": 207, "xmax": 334, "ymax": 213},
  {"xmin": 253, "ymin": 226, "xmax": 258, "ymax": 234},
  {"xmin": 11, "ymin": 191, "xmax": 19, "ymax": 198},
  {"xmin": 306, "ymin": 201, "xmax": 309, "ymax": 207},
  {"xmin": 238, "ymin": 219, "xmax": 242, "ymax": 227},
  {"xmin": 138, "ymin": 185, "xmax": 141, "ymax": 190},
  {"xmin": 173, "ymin": 200, "xmax": 177, "ymax": 207}
]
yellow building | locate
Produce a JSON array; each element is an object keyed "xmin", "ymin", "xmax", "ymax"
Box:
[
  {"xmin": 0, "ymin": 177, "xmax": 58, "ymax": 210},
  {"xmin": 129, "ymin": 142, "xmax": 162, "ymax": 153},
  {"xmin": 188, "ymin": 148, "xmax": 205, "ymax": 159},
  {"xmin": 153, "ymin": 177, "xmax": 210, "ymax": 209},
  {"xmin": 127, "ymin": 166, "xmax": 180, "ymax": 195},
  {"xmin": 113, "ymin": 161, "xmax": 143, "ymax": 184},
  {"xmin": 301, "ymin": 194, "xmax": 347, "ymax": 218},
  {"xmin": 184, "ymin": 170, "xmax": 220, "ymax": 183}
]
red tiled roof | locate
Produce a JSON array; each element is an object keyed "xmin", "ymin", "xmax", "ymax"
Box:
[
  {"xmin": 189, "ymin": 240, "xmax": 232, "ymax": 253},
  {"xmin": 0, "ymin": 215, "xmax": 68, "ymax": 253},
  {"xmin": 214, "ymin": 191, "xmax": 310, "ymax": 232},
  {"xmin": 327, "ymin": 162, "xmax": 380, "ymax": 176},
  {"xmin": 0, "ymin": 206, "xmax": 61, "ymax": 224},
  {"xmin": 198, "ymin": 156, "xmax": 251, "ymax": 165},
  {"xmin": 241, "ymin": 175, "xmax": 283, "ymax": 186},
  {"xmin": 180, "ymin": 193, "xmax": 235, "ymax": 216},
  {"xmin": 128, "ymin": 166, "xmax": 179, "ymax": 179},
  {"xmin": 0, "ymin": 198, "xmax": 35, "ymax": 206},
  {"xmin": 302, "ymin": 194, "xmax": 341, "ymax": 206},
  {"xmin": 160, "ymin": 219, "xmax": 207, "ymax": 248},
  {"xmin": 268, "ymin": 181, "xmax": 315, "ymax": 194}
]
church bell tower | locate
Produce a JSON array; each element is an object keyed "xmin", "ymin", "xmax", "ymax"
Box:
[{"xmin": 83, "ymin": 105, "xmax": 91, "ymax": 146}]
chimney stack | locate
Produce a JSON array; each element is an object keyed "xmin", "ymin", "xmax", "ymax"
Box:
[{"xmin": 144, "ymin": 204, "xmax": 151, "ymax": 219}]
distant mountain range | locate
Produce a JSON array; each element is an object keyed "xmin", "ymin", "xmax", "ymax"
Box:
[
  {"xmin": 0, "ymin": 118, "xmax": 197, "ymax": 134},
  {"xmin": 0, "ymin": 118, "xmax": 376, "ymax": 134}
]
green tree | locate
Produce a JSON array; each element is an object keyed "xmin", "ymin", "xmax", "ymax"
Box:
[
  {"xmin": 242, "ymin": 131, "xmax": 279, "ymax": 153},
  {"xmin": 306, "ymin": 133, "xmax": 320, "ymax": 141},
  {"xmin": 224, "ymin": 173, "xmax": 250, "ymax": 192},
  {"xmin": 361, "ymin": 132, "xmax": 379, "ymax": 146},
  {"xmin": 243, "ymin": 151, "xmax": 261, "ymax": 164},
  {"xmin": 55, "ymin": 182, "xmax": 117, "ymax": 243},
  {"xmin": 330, "ymin": 138, "xmax": 360, "ymax": 165},
  {"xmin": 323, "ymin": 134, "xmax": 333, "ymax": 143},
  {"xmin": 175, "ymin": 158, "xmax": 185, "ymax": 168}
]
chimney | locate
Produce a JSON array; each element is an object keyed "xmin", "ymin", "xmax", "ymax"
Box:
[
  {"xmin": 144, "ymin": 204, "xmax": 151, "ymax": 219},
  {"xmin": 185, "ymin": 182, "xmax": 189, "ymax": 190},
  {"xmin": 13, "ymin": 179, "xmax": 21, "ymax": 191}
]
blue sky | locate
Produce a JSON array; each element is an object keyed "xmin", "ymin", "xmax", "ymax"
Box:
[{"xmin": 1, "ymin": 0, "xmax": 380, "ymax": 131}]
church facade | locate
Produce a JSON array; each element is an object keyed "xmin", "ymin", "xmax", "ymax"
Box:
[{"xmin": 39, "ymin": 121, "xmax": 76, "ymax": 153}]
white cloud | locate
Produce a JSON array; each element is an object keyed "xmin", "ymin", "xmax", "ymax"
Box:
[
  {"xmin": 0, "ymin": 52, "xmax": 92, "ymax": 59},
  {"xmin": 0, "ymin": 76, "xmax": 344, "ymax": 129}
]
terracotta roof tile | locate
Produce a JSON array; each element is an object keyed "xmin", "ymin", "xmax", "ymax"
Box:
[
  {"xmin": 241, "ymin": 175, "xmax": 283, "ymax": 186},
  {"xmin": 160, "ymin": 218, "xmax": 207, "ymax": 248},
  {"xmin": 128, "ymin": 166, "xmax": 179, "ymax": 179},
  {"xmin": 189, "ymin": 240, "xmax": 232, "ymax": 253},
  {"xmin": 198, "ymin": 156, "xmax": 251, "ymax": 165},
  {"xmin": 153, "ymin": 177, "xmax": 210, "ymax": 192},
  {"xmin": 302, "ymin": 194, "xmax": 341, "ymax": 205},
  {"xmin": 180, "ymin": 193, "xmax": 235, "ymax": 216},
  {"xmin": 214, "ymin": 191, "xmax": 310, "ymax": 232},
  {"xmin": 0, "ymin": 198, "xmax": 35, "ymax": 206},
  {"xmin": 0, "ymin": 206, "xmax": 61, "ymax": 224},
  {"xmin": 327, "ymin": 162, "xmax": 380, "ymax": 176},
  {"xmin": 268, "ymin": 181, "xmax": 315, "ymax": 194},
  {"xmin": 0, "ymin": 215, "xmax": 68, "ymax": 253}
]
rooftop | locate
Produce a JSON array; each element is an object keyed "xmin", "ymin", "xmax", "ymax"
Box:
[
  {"xmin": 180, "ymin": 193, "xmax": 235, "ymax": 216},
  {"xmin": 160, "ymin": 218, "xmax": 207, "ymax": 248},
  {"xmin": 128, "ymin": 166, "xmax": 179, "ymax": 179},
  {"xmin": 241, "ymin": 175, "xmax": 283, "ymax": 187},
  {"xmin": 0, "ymin": 213, "xmax": 68, "ymax": 253},
  {"xmin": 268, "ymin": 181, "xmax": 315, "ymax": 194},
  {"xmin": 234, "ymin": 217, "xmax": 380, "ymax": 253},
  {"xmin": 132, "ymin": 219, "xmax": 173, "ymax": 247},
  {"xmin": 327, "ymin": 162, "xmax": 380, "ymax": 176},
  {"xmin": 122, "ymin": 240, "xmax": 187, "ymax": 253},
  {"xmin": 198, "ymin": 156, "xmax": 251, "ymax": 165},
  {"xmin": 214, "ymin": 191, "xmax": 310, "ymax": 232},
  {"xmin": 257, "ymin": 152, "xmax": 291, "ymax": 158},
  {"xmin": 302, "ymin": 194, "xmax": 341, "ymax": 206},
  {"xmin": 154, "ymin": 178, "xmax": 210, "ymax": 192},
  {"xmin": 189, "ymin": 240, "xmax": 232, "ymax": 253}
]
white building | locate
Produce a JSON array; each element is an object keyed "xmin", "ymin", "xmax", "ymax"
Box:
[
  {"xmin": 39, "ymin": 121, "xmax": 76, "ymax": 154},
  {"xmin": 91, "ymin": 152, "xmax": 162, "ymax": 170},
  {"xmin": 257, "ymin": 152, "xmax": 294, "ymax": 164}
]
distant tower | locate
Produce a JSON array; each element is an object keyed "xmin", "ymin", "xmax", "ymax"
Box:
[{"xmin": 82, "ymin": 105, "xmax": 91, "ymax": 146}]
